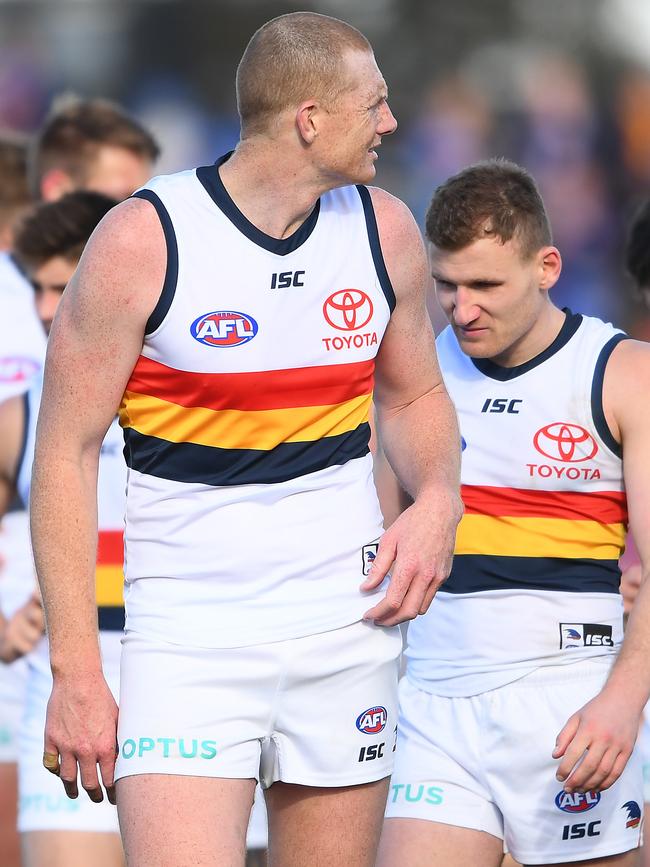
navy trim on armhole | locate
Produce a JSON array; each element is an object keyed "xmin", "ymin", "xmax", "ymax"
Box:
[
  {"xmin": 591, "ymin": 333, "xmax": 629, "ymax": 458},
  {"xmin": 356, "ymin": 185, "xmax": 396, "ymax": 313},
  {"xmin": 132, "ymin": 190, "xmax": 178, "ymax": 336},
  {"xmin": 14, "ymin": 391, "xmax": 30, "ymax": 509}
]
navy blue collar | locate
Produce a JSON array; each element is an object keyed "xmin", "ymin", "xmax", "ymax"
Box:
[
  {"xmin": 196, "ymin": 152, "xmax": 321, "ymax": 256},
  {"xmin": 471, "ymin": 308, "xmax": 583, "ymax": 381}
]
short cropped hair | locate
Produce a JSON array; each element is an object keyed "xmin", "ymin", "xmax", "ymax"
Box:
[
  {"xmin": 0, "ymin": 134, "xmax": 31, "ymax": 235},
  {"xmin": 236, "ymin": 11, "xmax": 372, "ymax": 137},
  {"xmin": 31, "ymin": 96, "xmax": 159, "ymax": 195},
  {"xmin": 625, "ymin": 200, "xmax": 650, "ymax": 291},
  {"xmin": 13, "ymin": 191, "xmax": 116, "ymax": 271},
  {"xmin": 426, "ymin": 159, "xmax": 553, "ymax": 260}
]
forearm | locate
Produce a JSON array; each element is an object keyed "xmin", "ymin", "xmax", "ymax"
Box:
[
  {"xmin": 30, "ymin": 445, "xmax": 102, "ymax": 679},
  {"xmin": 604, "ymin": 572, "xmax": 650, "ymax": 712},
  {"xmin": 377, "ymin": 384, "xmax": 461, "ymax": 505}
]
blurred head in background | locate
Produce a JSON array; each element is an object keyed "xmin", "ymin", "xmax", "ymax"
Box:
[
  {"xmin": 0, "ymin": 134, "xmax": 32, "ymax": 250},
  {"xmin": 13, "ymin": 191, "xmax": 116, "ymax": 334},
  {"xmin": 625, "ymin": 200, "xmax": 650, "ymax": 308},
  {"xmin": 32, "ymin": 96, "xmax": 159, "ymax": 202}
]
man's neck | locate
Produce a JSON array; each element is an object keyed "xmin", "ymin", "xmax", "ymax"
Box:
[
  {"xmin": 218, "ymin": 140, "xmax": 328, "ymax": 240},
  {"xmin": 490, "ymin": 303, "xmax": 567, "ymax": 368}
]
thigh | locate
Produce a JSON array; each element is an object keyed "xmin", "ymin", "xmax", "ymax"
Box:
[
  {"xmin": 22, "ymin": 831, "xmax": 124, "ymax": 867},
  {"xmin": 117, "ymin": 774, "xmax": 256, "ymax": 867},
  {"xmin": 268, "ymin": 622, "xmax": 401, "ymax": 788},
  {"xmin": 265, "ymin": 778, "xmax": 389, "ymax": 867},
  {"xmin": 378, "ymin": 818, "xmax": 504, "ymax": 867},
  {"xmin": 0, "ymin": 762, "xmax": 20, "ymax": 867}
]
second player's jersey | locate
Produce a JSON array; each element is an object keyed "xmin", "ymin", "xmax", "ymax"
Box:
[
  {"xmin": 17, "ymin": 373, "xmax": 126, "ymax": 673},
  {"xmin": 0, "ymin": 252, "xmax": 46, "ymax": 403},
  {"xmin": 407, "ymin": 311, "xmax": 627, "ymax": 696},
  {"xmin": 119, "ymin": 155, "xmax": 395, "ymax": 648}
]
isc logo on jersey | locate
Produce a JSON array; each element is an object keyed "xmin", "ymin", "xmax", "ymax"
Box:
[
  {"xmin": 356, "ymin": 706, "xmax": 387, "ymax": 735},
  {"xmin": 555, "ymin": 790, "xmax": 601, "ymax": 812},
  {"xmin": 190, "ymin": 311, "xmax": 258, "ymax": 347}
]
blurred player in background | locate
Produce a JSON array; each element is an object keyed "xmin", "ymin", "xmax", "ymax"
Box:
[
  {"xmin": 31, "ymin": 11, "xmax": 461, "ymax": 867},
  {"xmin": 0, "ymin": 191, "xmax": 122, "ymax": 867},
  {"xmin": 380, "ymin": 160, "xmax": 650, "ymax": 866},
  {"xmin": 619, "ymin": 198, "xmax": 650, "ymax": 867},
  {"xmin": 0, "ymin": 100, "xmax": 158, "ymax": 867}
]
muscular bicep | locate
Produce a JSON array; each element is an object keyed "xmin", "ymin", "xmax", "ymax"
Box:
[
  {"xmin": 606, "ymin": 340, "xmax": 650, "ymax": 571},
  {"xmin": 37, "ymin": 198, "xmax": 166, "ymax": 455},
  {"xmin": 369, "ymin": 187, "xmax": 444, "ymax": 415}
]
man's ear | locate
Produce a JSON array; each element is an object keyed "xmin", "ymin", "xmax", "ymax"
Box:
[
  {"xmin": 538, "ymin": 245, "xmax": 562, "ymax": 293},
  {"xmin": 40, "ymin": 169, "xmax": 74, "ymax": 203},
  {"xmin": 295, "ymin": 99, "xmax": 321, "ymax": 145}
]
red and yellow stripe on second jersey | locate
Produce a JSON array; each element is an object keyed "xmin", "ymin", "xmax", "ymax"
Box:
[
  {"xmin": 119, "ymin": 356, "xmax": 375, "ymax": 452},
  {"xmin": 456, "ymin": 484, "xmax": 627, "ymax": 560},
  {"xmin": 96, "ymin": 529, "xmax": 124, "ymax": 607}
]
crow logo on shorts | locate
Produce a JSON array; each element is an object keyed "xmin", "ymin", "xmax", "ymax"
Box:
[
  {"xmin": 622, "ymin": 801, "xmax": 641, "ymax": 828},
  {"xmin": 361, "ymin": 542, "xmax": 379, "ymax": 576},
  {"xmin": 356, "ymin": 706, "xmax": 387, "ymax": 734}
]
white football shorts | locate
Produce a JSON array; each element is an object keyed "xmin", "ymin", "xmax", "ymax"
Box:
[
  {"xmin": 637, "ymin": 706, "xmax": 650, "ymax": 804},
  {"xmin": 386, "ymin": 659, "xmax": 643, "ymax": 865},
  {"xmin": 0, "ymin": 658, "xmax": 29, "ymax": 763},
  {"xmin": 115, "ymin": 620, "xmax": 401, "ymax": 788}
]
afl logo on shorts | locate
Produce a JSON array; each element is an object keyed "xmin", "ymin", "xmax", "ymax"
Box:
[
  {"xmin": 356, "ymin": 706, "xmax": 387, "ymax": 735},
  {"xmin": 533, "ymin": 423, "xmax": 598, "ymax": 463},
  {"xmin": 323, "ymin": 290, "xmax": 373, "ymax": 331},
  {"xmin": 555, "ymin": 790, "xmax": 601, "ymax": 812},
  {"xmin": 190, "ymin": 311, "xmax": 258, "ymax": 347}
]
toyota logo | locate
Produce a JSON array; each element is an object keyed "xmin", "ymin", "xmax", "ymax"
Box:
[
  {"xmin": 323, "ymin": 289, "xmax": 373, "ymax": 331},
  {"xmin": 533, "ymin": 423, "xmax": 598, "ymax": 463}
]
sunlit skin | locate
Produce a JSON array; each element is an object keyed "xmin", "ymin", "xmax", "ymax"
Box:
[
  {"xmin": 306, "ymin": 49, "xmax": 398, "ymax": 187},
  {"xmin": 29, "ymin": 256, "xmax": 75, "ymax": 335},
  {"xmin": 431, "ymin": 234, "xmax": 564, "ymax": 367}
]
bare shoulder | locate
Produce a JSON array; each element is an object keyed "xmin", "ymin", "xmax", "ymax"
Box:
[
  {"xmin": 367, "ymin": 187, "xmax": 427, "ymax": 298},
  {"xmin": 604, "ymin": 338, "xmax": 650, "ymax": 440},
  {"xmin": 69, "ymin": 196, "xmax": 166, "ymax": 323}
]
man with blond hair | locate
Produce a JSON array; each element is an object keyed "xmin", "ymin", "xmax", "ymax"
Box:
[{"xmin": 31, "ymin": 12, "xmax": 462, "ymax": 866}]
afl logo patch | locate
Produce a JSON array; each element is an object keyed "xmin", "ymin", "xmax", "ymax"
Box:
[
  {"xmin": 323, "ymin": 289, "xmax": 373, "ymax": 331},
  {"xmin": 555, "ymin": 790, "xmax": 601, "ymax": 813},
  {"xmin": 356, "ymin": 706, "xmax": 387, "ymax": 735},
  {"xmin": 190, "ymin": 311, "xmax": 258, "ymax": 347},
  {"xmin": 533, "ymin": 422, "xmax": 598, "ymax": 463}
]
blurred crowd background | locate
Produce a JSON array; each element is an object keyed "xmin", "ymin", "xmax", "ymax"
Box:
[{"xmin": 1, "ymin": 0, "xmax": 649, "ymax": 335}]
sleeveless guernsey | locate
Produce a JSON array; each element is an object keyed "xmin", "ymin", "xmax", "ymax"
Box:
[
  {"xmin": 17, "ymin": 374, "xmax": 126, "ymax": 674},
  {"xmin": 119, "ymin": 154, "xmax": 395, "ymax": 648},
  {"xmin": 407, "ymin": 311, "xmax": 627, "ymax": 696}
]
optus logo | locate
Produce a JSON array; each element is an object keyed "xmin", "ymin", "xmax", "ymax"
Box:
[
  {"xmin": 533, "ymin": 423, "xmax": 598, "ymax": 463},
  {"xmin": 323, "ymin": 289, "xmax": 373, "ymax": 331},
  {"xmin": 120, "ymin": 737, "xmax": 217, "ymax": 760},
  {"xmin": 389, "ymin": 783, "xmax": 444, "ymax": 805}
]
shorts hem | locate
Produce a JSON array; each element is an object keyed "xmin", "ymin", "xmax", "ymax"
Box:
[
  {"xmin": 114, "ymin": 766, "xmax": 259, "ymax": 783},
  {"xmin": 18, "ymin": 821, "xmax": 120, "ymax": 835},
  {"xmin": 511, "ymin": 838, "xmax": 640, "ymax": 865},
  {"xmin": 383, "ymin": 809, "xmax": 502, "ymax": 840},
  {"xmin": 263, "ymin": 767, "xmax": 393, "ymax": 790}
]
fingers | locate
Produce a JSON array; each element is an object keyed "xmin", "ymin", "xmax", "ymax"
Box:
[
  {"xmin": 99, "ymin": 745, "xmax": 118, "ymax": 806},
  {"xmin": 598, "ymin": 751, "xmax": 630, "ymax": 792},
  {"xmin": 561, "ymin": 742, "xmax": 608, "ymax": 793},
  {"xmin": 553, "ymin": 714, "xmax": 580, "ymax": 760},
  {"xmin": 59, "ymin": 751, "xmax": 79, "ymax": 799},
  {"xmin": 360, "ymin": 535, "xmax": 396, "ymax": 591},
  {"xmin": 78, "ymin": 753, "xmax": 104, "ymax": 803}
]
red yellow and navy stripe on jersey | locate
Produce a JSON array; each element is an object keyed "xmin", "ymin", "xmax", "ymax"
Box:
[
  {"xmin": 444, "ymin": 484, "xmax": 627, "ymax": 595},
  {"xmin": 119, "ymin": 355, "xmax": 374, "ymax": 486},
  {"xmin": 97, "ymin": 529, "xmax": 124, "ymax": 630}
]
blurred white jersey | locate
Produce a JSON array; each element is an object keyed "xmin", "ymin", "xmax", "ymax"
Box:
[
  {"xmin": 119, "ymin": 156, "xmax": 395, "ymax": 648},
  {"xmin": 0, "ymin": 252, "xmax": 45, "ymax": 403},
  {"xmin": 407, "ymin": 312, "xmax": 627, "ymax": 696}
]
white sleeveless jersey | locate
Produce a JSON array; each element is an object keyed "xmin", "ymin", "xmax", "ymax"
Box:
[
  {"xmin": 407, "ymin": 312, "xmax": 627, "ymax": 696},
  {"xmin": 17, "ymin": 374, "xmax": 126, "ymax": 675},
  {"xmin": 0, "ymin": 252, "xmax": 46, "ymax": 402},
  {"xmin": 119, "ymin": 154, "xmax": 395, "ymax": 648}
]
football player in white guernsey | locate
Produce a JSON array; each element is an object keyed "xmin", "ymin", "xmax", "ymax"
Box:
[
  {"xmin": 380, "ymin": 160, "xmax": 650, "ymax": 867},
  {"xmin": 30, "ymin": 11, "xmax": 462, "ymax": 867}
]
